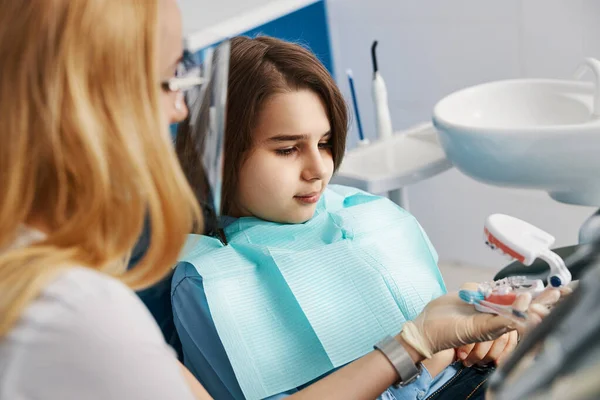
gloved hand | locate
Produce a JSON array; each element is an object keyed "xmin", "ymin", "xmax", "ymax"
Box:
[
  {"xmin": 454, "ymin": 285, "xmax": 565, "ymax": 366},
  {"xmin": 400, "ymin": 283, "xmax": 561, "ymax": 359}
]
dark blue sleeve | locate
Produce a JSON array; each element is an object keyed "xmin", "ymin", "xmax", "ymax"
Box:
[
  {"xmin": 136, "ymin": 270, "xmax": 182, "ymax": 357},
  {"xmin": 171, "ymin": 262, "xmax": 246, "ymax": 400},
  {"xmin": 130, "ymin": 219, "xmax": 183, "ymax": 360}
]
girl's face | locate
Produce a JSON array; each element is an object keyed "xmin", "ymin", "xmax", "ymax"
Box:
[{"xmin": 229, "ymin": 89, "xmax": 334, "ymax": 224}]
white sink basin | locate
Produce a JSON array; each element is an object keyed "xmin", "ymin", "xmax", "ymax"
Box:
[{"xmin": 433, "ymin": 78, "xmax": 600, "ymax": 206}]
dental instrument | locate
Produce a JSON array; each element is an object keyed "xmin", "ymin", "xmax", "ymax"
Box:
[
  {"xmin": 484, "ymin": 214, "xmax": 572, "ymax": 288},
  {"xmin": 370, "ymin": 40, "xmax": 411, "ymax": 208},
  {"xmin": 371, "ymin": 41, "xmax": 393, "ymax": 140},
  {"xmin": 458, "ymin": 289, "xmax": 529, "ymax": 327},
  {"xmin": 347, "ymin": 69, "xmax": 369, "ymax": 146}
]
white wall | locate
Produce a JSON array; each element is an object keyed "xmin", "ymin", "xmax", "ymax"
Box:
[
  {"xmin": 326, "ymin": 0, "xmax": 598, "ymax": 268},
  {"xmin": 179, "ymin": 0, "xmax": 320, "ymax": 50},
  {"xmin": 179, "ymin": 0, "xmax": 275, "ymax": 36}
]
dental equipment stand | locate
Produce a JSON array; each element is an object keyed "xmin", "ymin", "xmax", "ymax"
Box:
[{"xmin": 331, "ymin": 123, "xmax": 452, "ymax": 211}]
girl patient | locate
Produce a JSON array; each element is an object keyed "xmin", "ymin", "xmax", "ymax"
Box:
[{"xmin": 173, "ymin": 36, "xmax": 516, "ymax": 400}]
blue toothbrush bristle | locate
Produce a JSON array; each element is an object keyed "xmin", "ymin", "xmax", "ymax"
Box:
[{"xmin": 459, "ymin": 289, "xmax": 485, "ymax": 304}]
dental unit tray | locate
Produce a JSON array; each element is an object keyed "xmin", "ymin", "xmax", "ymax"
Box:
[{"xmin": 331, "ymin": 123, "xmax": 452, "ymax": 196}]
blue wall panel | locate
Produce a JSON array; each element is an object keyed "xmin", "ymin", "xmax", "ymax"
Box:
[
  {"xmin": 172, "ymin": 0, "xmax": 333, "ymax": 138},
  {"xmin": 240, "ymin": 1, "xmax": 334, "ymax": 76}
]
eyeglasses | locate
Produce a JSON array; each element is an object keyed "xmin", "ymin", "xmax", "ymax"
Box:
[{"xmin": 161, "ymin": 51, "xmax": 205, "ymax": 93}]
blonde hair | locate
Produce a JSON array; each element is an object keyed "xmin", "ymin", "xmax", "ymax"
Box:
[{"xmin": 0, "ymin": 0, "xmax": 201, "ymax": 336}]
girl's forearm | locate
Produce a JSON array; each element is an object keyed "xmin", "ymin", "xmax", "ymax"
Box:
[
  {"xmin": 290, "ymin": 336, "xmax": 425, "ymax": 400},
  {"xmin": 421, "ymin": 349, "xmax": 455, "ymax": 379}
]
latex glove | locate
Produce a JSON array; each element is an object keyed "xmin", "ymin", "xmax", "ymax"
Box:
[
  {"xmin": 455, "ymin": 285, "xmax": 563, "ymax": 366},
  {"xmin": 400, "ymin": 283, "xmax": 561, "ymax": 359}
]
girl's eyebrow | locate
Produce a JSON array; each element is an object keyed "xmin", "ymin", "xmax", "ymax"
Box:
[
  {"xmin": 267, "ymin": 131, "xmax": 331, "ymax": 143},
  {"xmin": 268, "ymin": 134, "xmax": 309, "ymax": 143}
]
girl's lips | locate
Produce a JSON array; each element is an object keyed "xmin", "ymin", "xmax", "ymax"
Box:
[{"xmin": 294, "ymin": 192, "xmax": 320, "ymax": 204}]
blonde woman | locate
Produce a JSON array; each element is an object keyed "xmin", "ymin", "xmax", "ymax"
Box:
[
  {"xmin": 0, "ymin": 0, "xmax": 208, "ymax": 398},
  {"xmin": 0, "ymin": 0, "xmax": 559, "ymax": 399}
]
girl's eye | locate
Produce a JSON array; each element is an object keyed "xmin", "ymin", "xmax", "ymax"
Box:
[
  {"xmin": 318, "ymin": 142, "xmax": 332, "ymax": 149},
  {"xmin": 275, "ymin": 147, "xmax": 297, "ymax": 156}
]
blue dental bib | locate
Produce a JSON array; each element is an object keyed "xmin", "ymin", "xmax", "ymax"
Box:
[{"xmin": 179, "ymin": 185, "xmax": 446, "ymax": 400}]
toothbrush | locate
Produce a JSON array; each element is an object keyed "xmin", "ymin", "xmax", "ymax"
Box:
[
  {"xmin": 484, "ymin": 214, "xmax": 572, "ymax": 288},
  {"xmin": 459, "ymin": 289, "xmax": 529, "ymax": 327},
  {"xmin": 371, "ymin": 41, "xmax": 393, "ymax": 140},
  {"xmin": 347, "ymin": 69, "xmax": 369, "ymax": 146}
]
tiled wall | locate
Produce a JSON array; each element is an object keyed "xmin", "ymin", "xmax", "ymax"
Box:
[{"xmin": 326, "ymin": 0, "xmax": 598, "ymax": 268}]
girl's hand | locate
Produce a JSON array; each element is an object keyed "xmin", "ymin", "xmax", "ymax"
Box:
[{"xmin": 455, "ymin": 330, "xmax": 518, "ymax": 367}]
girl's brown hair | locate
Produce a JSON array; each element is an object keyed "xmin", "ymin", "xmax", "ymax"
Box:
[{"xmin": 177, "ymin": 36, "xmax": 348, "ymax": 217}]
